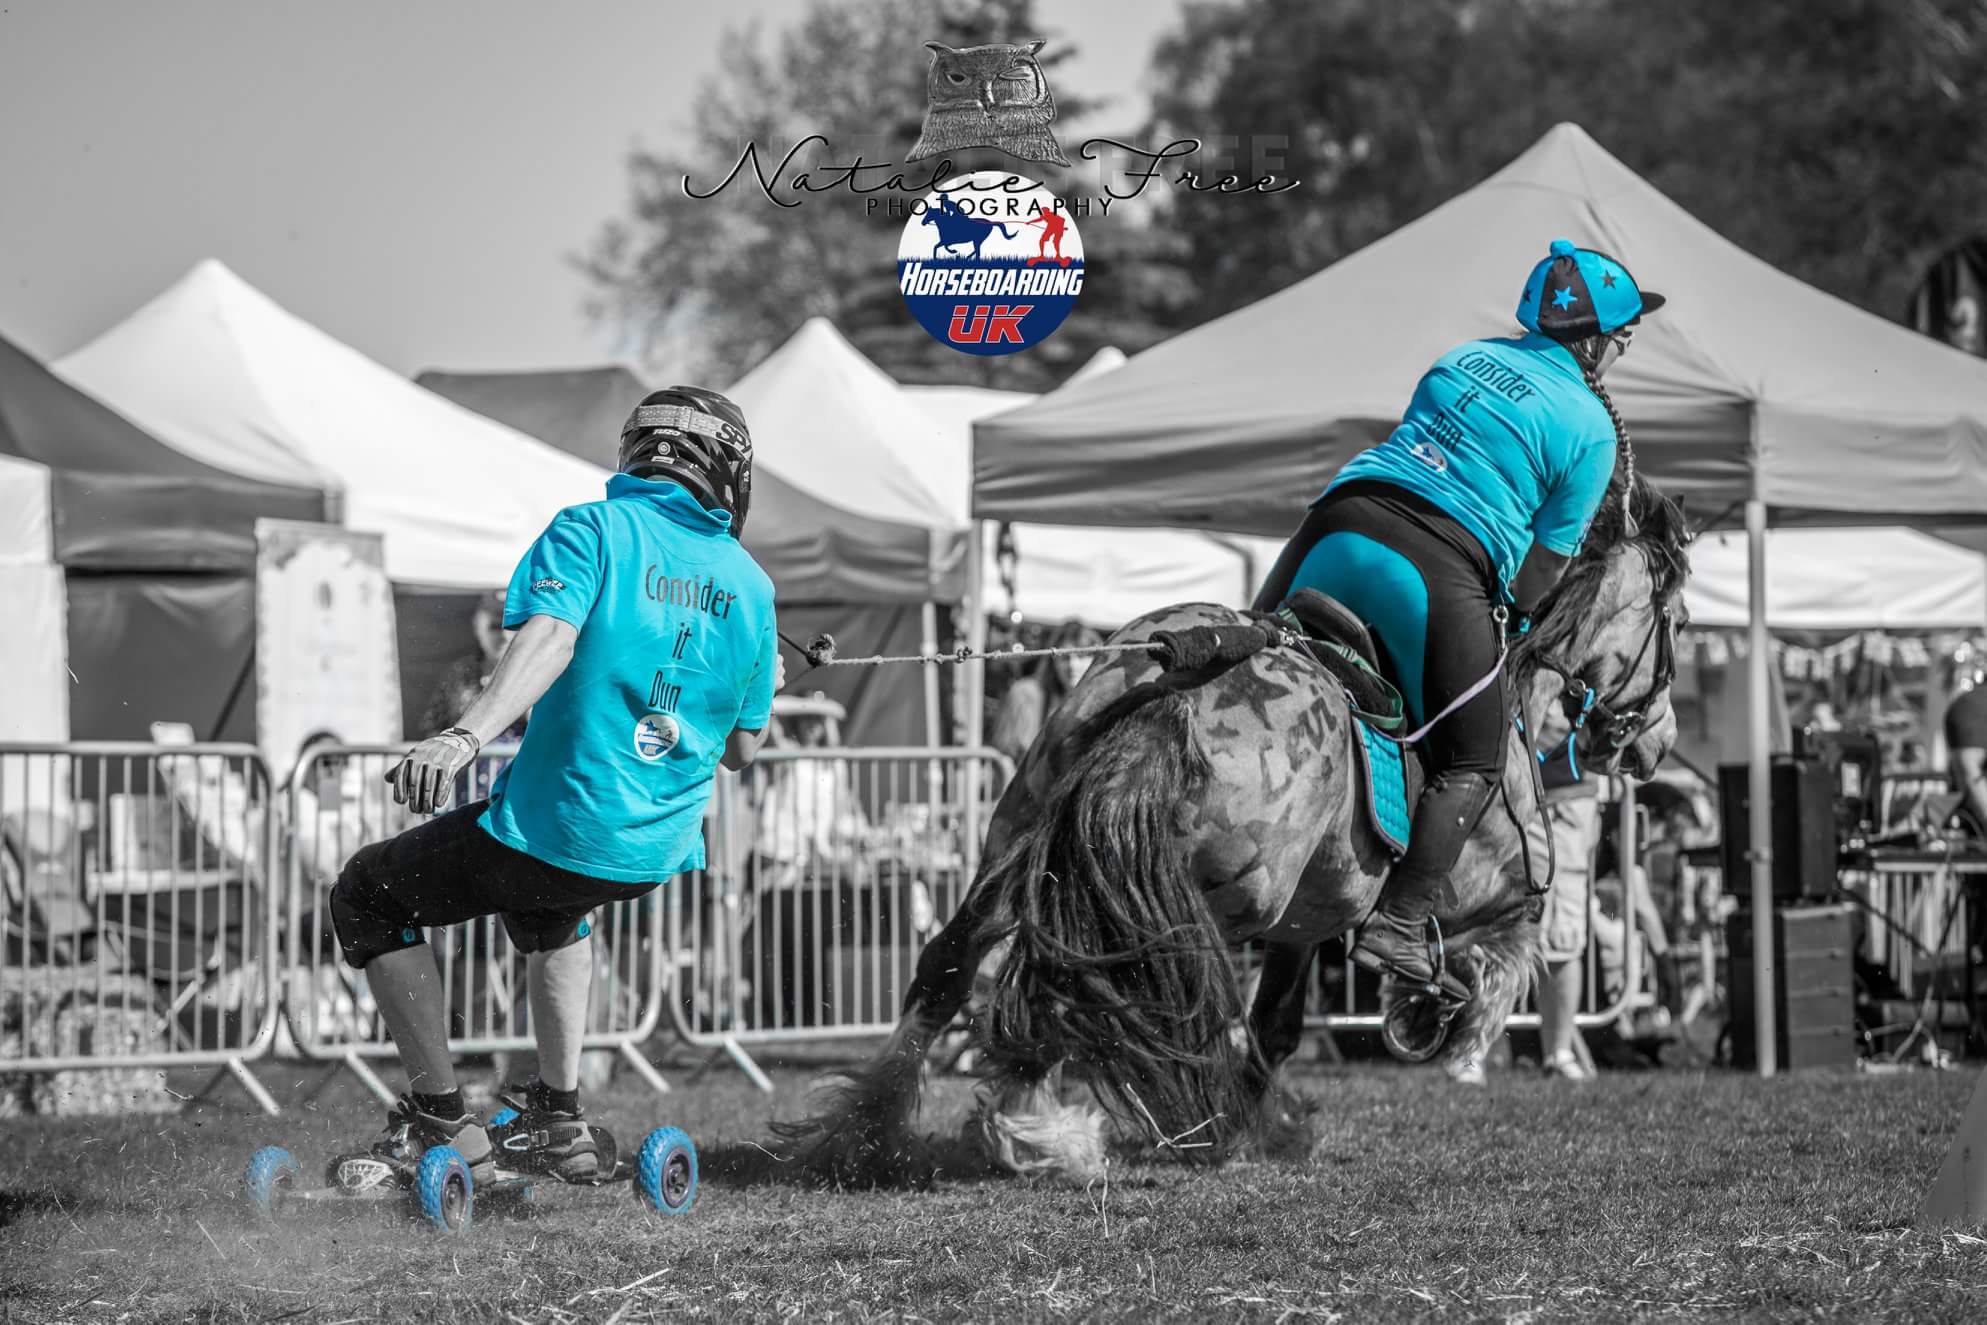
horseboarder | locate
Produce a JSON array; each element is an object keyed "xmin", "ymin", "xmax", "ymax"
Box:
[
  {"xmin": 1253, "ymin": 239, "xmax": 1664, "ymax": 1001},
  {"xmin": 327, "ymin": 387, "xmax": 778, "ymax": 1183}
]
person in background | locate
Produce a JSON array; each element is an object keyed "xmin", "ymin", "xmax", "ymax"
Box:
[
  {"xmin": 423, "ymin": 591, "xmax": 522, "ymax": 738},
  {"xmin": 990, "ymin": 619, "xmax": 1101, "ymax": 765},
  {"xmin": 1800, "ymin": 698, "xmax": 1843, "ymax": 735},
  {"xmin": 1590, "ymin": 805, "xmax": 1678, "ymax": 1037},
  {"xmin": 424, "ymin": 592, "xmax": 526, "ymax": 802},
  {"xmin": 1638, "ymin": 788, "xmax": 1700, "ymax": 1015},
  {"xmin": 1528, "ymin": 753, "xmax": 1606, "ymax": 1080},
  {"xmin": 751, "ymin": 698, "xmax": 869, "ymax": 890},
  {"xmin": 1944, "ymin": 664, "xmax": 1987, "ymax": 837}
]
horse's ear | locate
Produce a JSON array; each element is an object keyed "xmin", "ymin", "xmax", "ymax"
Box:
[{"xmin": 925, "ymin": 41, "xmax": 956, "ymax": 57}]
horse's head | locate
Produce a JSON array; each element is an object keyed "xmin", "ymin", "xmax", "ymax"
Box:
[{"xmin": 1517, "ymin": 478, "xmax": 1691, "ymax": 780}]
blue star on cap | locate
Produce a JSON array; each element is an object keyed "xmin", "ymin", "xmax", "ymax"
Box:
[{"xmin": 1551, "ymin": 286, "xmax": 1577, "ymax": 310}]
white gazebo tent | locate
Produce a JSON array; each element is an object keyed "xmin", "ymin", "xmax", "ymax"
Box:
[
  {"xmin": 1687, "ymin": 528, "xmax": 1987, "ymax": 632},
  {"xmin": 973, "ymin": 124, "xmax": 1987, "ymax": 1075},
  {"xmin": 1680, "ymin": 527, "xmax": 1987, "ymax": 772},
  {"xmin": 903, "ymin": 380, "xmax": 1282, "ymax": 627},
  {"xmin": 56, "ymin": 261, "xmax": 608, "ymax": 589}
]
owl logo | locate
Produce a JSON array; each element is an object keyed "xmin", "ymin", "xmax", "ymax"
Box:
[{"xmin": 909, "ymin": 39, "xmax": 1070, "ymax": 167}]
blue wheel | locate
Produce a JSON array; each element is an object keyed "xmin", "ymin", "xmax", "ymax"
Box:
[
  {"xmin": 244, "ymin": 1146, "xmax": 300, "ymax": 1218},
  {"xmin": 635, "ymin": 1127, "xmax": 697, "ymax": 1217},
  {"xmin": 415, "ymin": 1146, "xmax": 474, "ymax": 1234}
]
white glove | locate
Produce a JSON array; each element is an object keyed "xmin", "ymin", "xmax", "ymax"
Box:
[
  {"xmin": 775, "ymin": 652, "xmax": 788, "ymax": 692},
  {"xmin": 386, "ymin": 727, "xmax": 481, "ymax": 814}
]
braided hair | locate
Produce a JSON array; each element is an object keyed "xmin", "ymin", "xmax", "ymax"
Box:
[{"xmin": 1569, "ymin": 335, "xmax": 1637, "ymax": 534}]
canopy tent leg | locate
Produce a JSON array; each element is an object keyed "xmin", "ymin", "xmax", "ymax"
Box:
[
  {"xmin": 963, "ymin": 521, "xmax": 990, "ymax": 866},
  {"xmin": 1747, "ymin": 499, "xmax": 1778, "ymax": 1077},
  {"xmin": 921, "ymin": 601, "xmax": 942, "ymax": 750}
]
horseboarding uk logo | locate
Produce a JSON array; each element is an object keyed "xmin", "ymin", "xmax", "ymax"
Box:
[
  {"xmin": 632, "ymin": 713, "xmax": 679, "ymax": 761},
  {"xmin": 897, "ymin": 171, "xmax": 1083, "ymax": 356}
]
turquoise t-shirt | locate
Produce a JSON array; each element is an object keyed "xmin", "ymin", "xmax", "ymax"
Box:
[
  {"xmin": 1324, "ymin": 333, "xmax": 1618, "ymax": 596},
  {"xmin": 478, "ymin": 475, "xmax": 778, "ymax": 882}
]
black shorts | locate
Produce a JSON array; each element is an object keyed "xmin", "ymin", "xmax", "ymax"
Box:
[{"xmin": 329, "ymin": 801, "xmax": 661, "ymax": 969}]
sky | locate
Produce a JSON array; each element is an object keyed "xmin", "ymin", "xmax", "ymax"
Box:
[{"xmin": 0, "ymin": 0, "xmax": 1181, "ymax": 376}]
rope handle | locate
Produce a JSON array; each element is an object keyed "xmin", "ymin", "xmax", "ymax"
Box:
[{"xmin": 778, "ymin": 628, "xmax": 1157, "ymax": 672}]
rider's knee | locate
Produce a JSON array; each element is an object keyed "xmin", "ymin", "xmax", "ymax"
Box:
[
  {"xmin": 1427, "ymin": 768, "xmax": 1500, "ymax": 817},
  {"xmin": 329, "ymin": 841, "xmax": 419, "ymax": 969}
]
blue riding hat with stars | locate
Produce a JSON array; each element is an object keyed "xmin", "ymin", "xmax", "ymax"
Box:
[{"xmin": 1516, "ymin": 238, "xmax": 1665, "ymax": 340}]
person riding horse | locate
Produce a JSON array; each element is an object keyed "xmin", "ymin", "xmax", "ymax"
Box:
[{"xmin": 1253, "ymin": 238, "xmax": 1664, "ymax": 1002}]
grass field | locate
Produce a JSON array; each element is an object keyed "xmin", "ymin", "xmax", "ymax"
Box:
[{"xmin": 2, "ymin": 1049, "xmax": 1984, "ymax": 1322}]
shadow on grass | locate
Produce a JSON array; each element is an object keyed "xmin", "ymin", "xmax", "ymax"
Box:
[
  {"xmin": 697, "ymin": 1127, "xmax": 1002, "ymax": 1190},
  {"xmin": 0, "ymin": 1187, "xmax": 103, "ymax": 1228}
]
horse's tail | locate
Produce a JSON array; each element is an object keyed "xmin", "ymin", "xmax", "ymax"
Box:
[
  {"xmin": 996, "ymin": 223, "xmax": 1018, "ymax": 238},
  {"xmin": 976, "ymin": 683, "xmax": 1265, "ymax": 1158}
]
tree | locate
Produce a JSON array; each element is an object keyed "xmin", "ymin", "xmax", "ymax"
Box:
[
  {"xmin": 1146, "ymin": 0, "xmax": 1987, "ymax": 329},
  {"xmin": 584, "ymin": 0, "xmax": 1196, "ymax": 391}
]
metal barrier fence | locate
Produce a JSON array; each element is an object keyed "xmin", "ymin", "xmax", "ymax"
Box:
[
  {"xmin": 664, "ymin": 747, "xmax": 1013, "ymax": 1088},
  {"xmin": 2, "ymin": 737, "xmax": 1686, "ymax": 1111},
  {"xmin": 0, "ymin": 743, "xmax": 281, "ymax": 1114},
  {"xmin": 1306, "ymin": 783, "xmax": 1657, "ymax": 1039},
  {"xmin": 667, "ymin": 751, "xmax": 1658, "ymax": 1084},
  {"xmin": 280, "ymin": 743, "xmax": 671, "ymax": 1104}
]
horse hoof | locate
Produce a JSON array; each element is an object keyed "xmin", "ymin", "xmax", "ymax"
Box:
[{"xmin": 1381, "ymin": 994, "xmax": 1454, "ymax": 1065}]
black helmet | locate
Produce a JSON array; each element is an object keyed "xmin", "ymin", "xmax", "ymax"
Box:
[{"xmin": 617, "ymin": 387, "xmax": 754, "ymax": 536}]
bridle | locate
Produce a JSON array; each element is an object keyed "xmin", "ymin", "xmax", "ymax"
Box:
[
  {"xmin": 1529, "ymin": 551, "xmax": 1680, "ymax": 769},
  {"xmin": 1500, "ymin": 550, "xmax": 1679, "ymax": 903}
]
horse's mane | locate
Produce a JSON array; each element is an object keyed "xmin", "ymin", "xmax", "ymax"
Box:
[{"xmin": 1514, "ymin": 474, "xmax": 1690, "ymax": 671}]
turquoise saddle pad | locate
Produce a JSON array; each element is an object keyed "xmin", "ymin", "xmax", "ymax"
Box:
[{"xmin": 1352, "ymin": 718, "xmax": 1416, "ymax": 855}]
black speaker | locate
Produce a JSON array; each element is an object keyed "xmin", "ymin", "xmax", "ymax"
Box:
[
  {"xmin": 1719, "ymin": 757, "xmax": 1837, "ymax": 903},
  {"xmin": 1728, "ymin": 904, "xmax": 1858, "ymax": 1070}
]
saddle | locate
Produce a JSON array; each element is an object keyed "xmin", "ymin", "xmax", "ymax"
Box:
[
  {"xmin": 1277, "ymin": 590, "xmax": 1398, "ymax": 728},
  {"xmin": 1277, "ymin": 588, "xmax": 1422, "ymax": 856},
  {"xmin": 1129, "ymin": 589, "xmax": 1421, "ymax": 855}
]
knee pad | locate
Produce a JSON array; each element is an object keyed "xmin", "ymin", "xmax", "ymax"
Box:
[{"xmin": 329, "ymin": 842, "xmax": 421, "ymax": 969}]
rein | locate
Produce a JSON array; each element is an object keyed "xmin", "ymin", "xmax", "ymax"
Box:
[{"xmin": 1504, "ymin": 545, "xmax": 1681, "ymax": 893}]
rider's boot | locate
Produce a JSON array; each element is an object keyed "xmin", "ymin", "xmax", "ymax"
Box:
[
  {"xmin": 485, "ymin": 1078, "xmax": 619, "ymax": 1182},
  {"xmin": 1352, "ymin": 771, "xmax": 1499, "ymax": 1004},
  {"xmin": 327, "ymin": 1093, "xmax": 494, "ymax": 1191}
]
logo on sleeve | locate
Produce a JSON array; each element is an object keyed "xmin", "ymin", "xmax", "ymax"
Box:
[
  {"xmin": 633, "ymin": 713, "xmax": 680, "ymax": 761},
  {"xmin": 532, "ymin": 578, "xmax": 566, "ymax": 592}
]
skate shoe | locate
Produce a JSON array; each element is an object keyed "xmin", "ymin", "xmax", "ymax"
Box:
[
  {"xmin": 485, "ymin": 1080, "xmax": 619, "ymax": 1182},
  {"xmin": 327, "ymin": 1093, "xmax": 495, "ymax": 1193}
]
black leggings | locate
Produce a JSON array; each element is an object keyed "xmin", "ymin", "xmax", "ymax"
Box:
[{"xmin": 1253, "ymin": 481, "xmax": 1508, "ymax": 782}]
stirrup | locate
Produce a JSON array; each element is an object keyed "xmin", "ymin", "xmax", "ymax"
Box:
[
  {"xmin": 1352, "ymin": 918, "xmax": 1470, "ymax": 1006},
  {"xmin": 1409, "ymin": 916, "xmax": 1470, "ymax": 1007}
]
